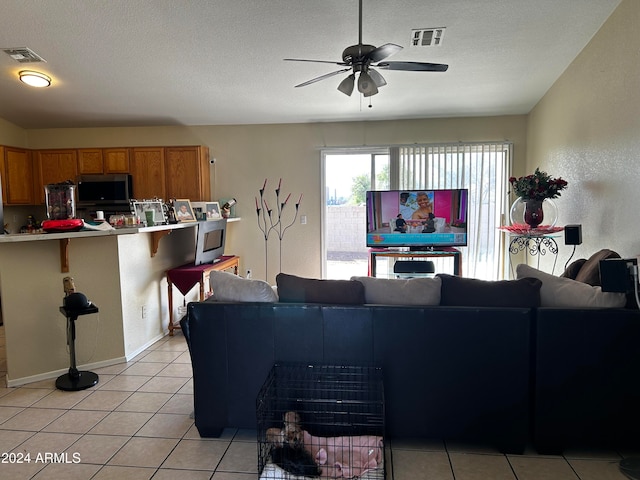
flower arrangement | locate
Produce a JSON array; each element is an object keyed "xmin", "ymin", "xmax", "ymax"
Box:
[{"xmin": 509, "ymin": 168, "xmax": 568, "ymax": 201}]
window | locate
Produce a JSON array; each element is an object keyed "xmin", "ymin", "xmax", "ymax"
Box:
[
  {"xmin": 395, "ymin": 143, "xmax": 511, "ymax": 280},
  {"xmin": 322, "ymin": 142, "xmax": 511, "ymax": 280}
]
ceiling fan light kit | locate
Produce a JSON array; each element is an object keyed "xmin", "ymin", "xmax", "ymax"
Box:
[
  {"xmin": 285, "ymin": 0, "xmax": 448, "ymax": 99},
  {"xmin": 337, "ymin": 74, "xmax": 355, "ymax": 96}
]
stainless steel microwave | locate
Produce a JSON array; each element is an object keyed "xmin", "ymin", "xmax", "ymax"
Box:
[{"xmin": 76, "ymin": 174, "xmax": 133, "ymax": 207}]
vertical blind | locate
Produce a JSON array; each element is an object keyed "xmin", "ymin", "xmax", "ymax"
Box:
[{"xmin": 394, "ymin": 142, "xmax": 512, "ymax": 280}]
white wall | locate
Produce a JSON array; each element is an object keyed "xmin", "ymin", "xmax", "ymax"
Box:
[{"xmin": 527, "ymin": 0, "xmax": 640, "ymax": 269}]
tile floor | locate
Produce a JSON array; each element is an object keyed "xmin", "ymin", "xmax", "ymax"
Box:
[{"xmin": 0, "ymin": 324, "xmax": 636, "ymax": 479}]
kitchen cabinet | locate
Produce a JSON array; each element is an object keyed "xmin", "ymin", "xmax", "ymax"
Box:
[
  {"xmin": 77, "ymin": 149, "xmax": 103, "ymax": 174},
  {"xmin": 0, "ymin": 146, "xmax": 35, "ymax": 205},
  {"xmin": 1, "ymin": 144, "xmax": 211, "ymax": 206},
  {"xmin": 165, "ymin": 146, "xmax": 210, "ymax": 201},
  {"xmin": 35, "ymin": 149, "xmax": 78, "ymax": 203},
  {"xmin": 78, "ymin": 148, "xmax": 130, "ymax": 174},
  {"xmin": 130, "ymin": 147, "xmax": 166, "ymax": 199},
  {"xmin": 104, "ymin": 148, "xmax": 130, "ymax": 173}
]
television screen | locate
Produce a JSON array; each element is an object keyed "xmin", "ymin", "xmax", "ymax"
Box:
[
  {"xmin": 366, "ymin": 189, "xmax": 468, "ymax": 249},
  {"xmin": 194, "ymin": 218, "xmax": 227, "ymax": 265}
]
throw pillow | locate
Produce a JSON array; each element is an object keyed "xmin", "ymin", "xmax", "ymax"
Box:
[
  {"xmin": 276, "ymin": 273, "xmax": 365, "ymax": 304},
  {"xmin": 350, "ymin": 276, "xmax": 441, "ymax": 305},
  {"xmin": 516, "ymin": 263, "xmax": 627, "ymax": 308},
  {"xmin": 437, "ymin": 273, "xmax": 542, "ymax": 308},
  {"xmin": 209, "ymin": 270, "xmax": 278, "ymax": 302},
  {"xmin": 560, "ymin": 258, "xmax": 587, "ymax": 279},
  {"xmin": 573, "ymin": 249, "xmax": 621, "ymax": 286}
]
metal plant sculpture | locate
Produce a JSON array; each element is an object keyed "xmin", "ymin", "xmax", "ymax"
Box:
[{"xmin": 256, "ymin": 178, "xmax": 303, "ymax": 279}]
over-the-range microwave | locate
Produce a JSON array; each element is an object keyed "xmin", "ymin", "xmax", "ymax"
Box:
[{"xmin": 76, "ymin": 174, "xmax": 134, "ymax": 207}]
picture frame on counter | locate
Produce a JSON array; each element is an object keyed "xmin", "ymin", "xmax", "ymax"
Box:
[
  {"xmin": 130, "ymin": 199, "xmax": 166, "ymax": 225},
  {"xmin": 206, "ymin": 202, "xmax": 221, "ymax": 220},
  {"xmin": 173, "ymin": 199, "xmax": 197, "ymax": 222}
]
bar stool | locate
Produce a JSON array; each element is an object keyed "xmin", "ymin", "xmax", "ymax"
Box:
[{"xmin": 56, "ymin": 299, "xmax": 100, "ymax": 391}]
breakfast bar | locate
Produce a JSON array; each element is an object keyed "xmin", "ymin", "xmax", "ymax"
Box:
[{"xmin": 0, "ymin": 223, "xmax": 200, "ymax": 386}]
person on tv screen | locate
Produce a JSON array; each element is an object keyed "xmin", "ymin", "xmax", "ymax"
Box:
[
  {"xmin": 422, "ymin": 213, "xmax": 436, "ymax": 233},
  {"xmin": 411, "ymin": 191, "xmax": 433, "ymax": 220},
  {"xmin": 394, "ymin": 214, "xmax": 408, "ymax": 233},
  {"xmin": 399, "ymin": 192, "xmax": 414, "ymax": 219}
]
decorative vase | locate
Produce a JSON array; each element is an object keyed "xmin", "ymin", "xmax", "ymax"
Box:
[
  {"xmin": 524, "ymin": 199, "xmax": 544, "ymax": 228},
  {"xmin": 509, "ymin": 197, "xmax": 558, "ymax": 229}
]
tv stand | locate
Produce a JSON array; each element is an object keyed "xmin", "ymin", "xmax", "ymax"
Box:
[
  {"xmin": 409, "ymin": 246, "xmax": 438, "ymax": 252},
  {"xmin": 368, "ymin": 248, "xmax": 462, "ymax": 277}
]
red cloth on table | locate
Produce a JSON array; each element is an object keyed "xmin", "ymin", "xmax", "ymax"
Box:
[{"xmin": 168, "ymin": 256, "xmax": 234, "ymax": 295}]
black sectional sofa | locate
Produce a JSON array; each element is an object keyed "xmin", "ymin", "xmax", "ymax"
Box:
[
  {"xmin": 181, "ymin": 302, "xmax": 533, "ymax": 454},
  {"xmin": 180, "ymin": 269, "xmax": 640, "ymax": 455}
]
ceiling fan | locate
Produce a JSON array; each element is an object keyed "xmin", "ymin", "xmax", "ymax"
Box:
[{"xmin": 284, "ymin": 0, "xmax": 448, "ymax": 98}]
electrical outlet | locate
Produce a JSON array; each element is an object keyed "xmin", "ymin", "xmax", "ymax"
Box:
[
  {"xmin": 300, "ymin": 215, "xmax": 307, "ymax": 225},
  {"xmin": 141, "ymin": 305, "xmax": 146, "ymax": 319}
]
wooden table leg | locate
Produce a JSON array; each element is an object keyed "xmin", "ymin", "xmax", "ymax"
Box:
[{"xmin": 167, "ymin": 278, "xmax": 175, "ymax": 336}]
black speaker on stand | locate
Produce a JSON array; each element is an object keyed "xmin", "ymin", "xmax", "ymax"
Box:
[{"xmin": 563, "ymin": 224, "xmax": 583, "ymax": 271}]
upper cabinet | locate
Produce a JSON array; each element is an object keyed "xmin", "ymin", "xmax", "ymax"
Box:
[
  {"xmin": 130, "ymin": 147, "xmax": 166, "ymax": 200},
  {"xmin": 165, "ymin": 146, "xmax": 210, "ymax": 201},
  {"xmin": 0, "ymin": 144, "xmax": 211, "ymax": 206},
  {"xmin": 35, "ymin": 149, "xmax": 78, "ymax": 203},
  {"xmin": 104, "ymin": 148, "xmax": 130, "ymax": 173},
  {"xmin": 78, "ymin": 148, "xmax": 130, "ymax": 174},
  {"xmin": 1, "ymin": 146, "xmax": 35, "ymax": 205}
]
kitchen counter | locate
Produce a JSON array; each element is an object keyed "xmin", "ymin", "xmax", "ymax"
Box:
[
  {"xmin": 0, "ymin": 222, "xmax": 200, "ymax": 386},
  {"xmin": 0, "ymin": 221, "xmax": 197, "ymax": 243}
]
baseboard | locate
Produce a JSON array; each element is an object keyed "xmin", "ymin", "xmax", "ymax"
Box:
[
  {"xmin": 5, "ymin": 355, "xmax": 128, "ymax": 388},
  {"xmin": 125, "ymin": 332, "xmax": 166, "ymax": 362}
]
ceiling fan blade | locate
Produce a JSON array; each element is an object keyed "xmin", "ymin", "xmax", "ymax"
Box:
[
  {"xmin": 285, "ymin": 58, "xmax": 349, "ymax": 66},
  {"xmin": 376, "ymin": 61, "xmax": 449, "ymax": 72},
  {"xmin": 294, "ymin": 68, "xmax": 352, "ymax": 88},
  {"xmin": 366, "ymin": 43, "xmax": 403, "ymax": 63},
  {"xmin": 367, "ymin": 68, "xmax": 387, "ymax": 88},
  {"xmin": 337, "ymin": 74, "xmax": 356, "ymax": 96}
]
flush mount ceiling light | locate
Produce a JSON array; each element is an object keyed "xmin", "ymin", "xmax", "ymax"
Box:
[{"xmin": 19, "ymin": 70, "xmax": 51, "ymax": 87}]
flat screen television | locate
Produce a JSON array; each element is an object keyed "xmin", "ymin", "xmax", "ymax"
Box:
[
  {"xmin": 194, "ymin": 218, "xmax": 227, "ymax": 265},
  {"xmin": 366, "ymin": 189, "xmax": 468, "ymax": 249}
]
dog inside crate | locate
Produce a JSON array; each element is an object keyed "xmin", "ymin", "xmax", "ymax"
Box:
[{"xmin": 257, "ymin": 364, "xmax": 385, "ymax": 480}]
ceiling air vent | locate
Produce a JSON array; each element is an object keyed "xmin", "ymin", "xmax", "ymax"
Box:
[
  {"xmin": 2, "ymin": 47, "xmax": 46, "ymax": 63},
  {"xmin": 411, "ymin": 28, "xmax": 445, "ymax": 47}
]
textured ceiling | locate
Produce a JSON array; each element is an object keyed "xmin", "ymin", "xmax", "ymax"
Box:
[{"xmin": 0, "ymin": 0, "xmax": 622, "ymax": 129}]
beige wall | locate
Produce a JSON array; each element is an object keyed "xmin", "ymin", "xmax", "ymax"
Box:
[
  {"xmin": 0, "ymin": 117, "xmax": 27, "ymax": 147},
  {"xmin": 12, "ymin": 116, "xmax": 526, "ymax": 283},
  {"xmin": 527, "ymin": 0, "xmax": 640, "ymax": 268}
]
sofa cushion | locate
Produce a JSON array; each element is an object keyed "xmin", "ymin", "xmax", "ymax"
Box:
[
  {"xmin": 573, "ymin": 249, "xmax": 621, "ymax": 286},
  {"xmin": 351, "ymin": 276, "xmax": 441, "ymax": 305},
  {"xmin": 516, "ymin": 263, "xmax": 627, "ymax": 308},
  {"xmin": 276, "ymin": 273, "xmax": 365, "ymax": 304},
  {"xmin": 209, "ymin": 270, "xmax": 278, "ymax": 302},
  {"xmin": 437, "ymin": 273, "xmax": 542, "ymax": 307}
]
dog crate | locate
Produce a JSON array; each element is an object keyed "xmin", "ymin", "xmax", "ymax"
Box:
[{"xmin": 257, "ymin": 363, "xmax": 385, "ymax": 479}]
